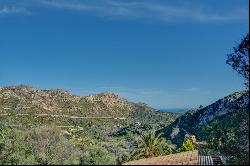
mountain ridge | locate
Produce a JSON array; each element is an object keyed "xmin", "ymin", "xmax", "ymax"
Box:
[
  {"xmin": 160, "ymin": 90, "xmax": 249, "ymax": 147},
  {"xmin": 0, "ymin": 85, "xmax": 160, "ymax": 113},
  {"xmin": 0, "ymin": 85, "xmax": 180, "ymax": 130}
]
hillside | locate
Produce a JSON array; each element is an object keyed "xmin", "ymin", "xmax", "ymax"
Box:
[
  {"xmin": 0, "ymin": 85, "xmax": 179, "ymax": 126},
  {"xmin": 0, "ymin": 85, "xmax": 248, "ymax": 164},
  {"xmin": 159, "ymin": 90, "xmax": 249, "ymax": 164},
  {"xmin": 0, "ymin": 85, "xmax": 179, "ymax": 143},
  {"xmin": 0, "ymin": 85, "xmax": 181, "ymax": 164},
  {"xmin": 0, "ymin": 85, "xmax": 131, "ymax": 116}
]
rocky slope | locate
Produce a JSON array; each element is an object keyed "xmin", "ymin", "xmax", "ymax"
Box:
[
  {"xmin": 0, "ymin": 85, "xmax": 133, "ymax": 114},
  {"xmin": 160, "ymin": 90, "xmax": 249, "ymax": 146},
  {"xmin": 0, "ymin": 85, "xmax": 179, "ymax": 131}
]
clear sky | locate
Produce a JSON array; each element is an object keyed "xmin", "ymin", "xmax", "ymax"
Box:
[{"xmin": 0, "ymin": 0, "xmax": 249, "ymax": 109}]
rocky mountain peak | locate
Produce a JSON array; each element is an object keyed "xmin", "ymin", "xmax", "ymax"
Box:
[
  {"xmin": 85, "ymin": 92, "xmax": 133, "ymax": 110},
  {"xmin": 0, "ymin": 85, "xmax": 138, "ymax": 113}
]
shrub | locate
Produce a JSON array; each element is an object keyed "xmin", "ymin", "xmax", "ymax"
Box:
[
  {"xmin": 178, "ymin": 139, "xmax": 195, "ymax": 152},
  {"xmin": 131, "ymin": 131, "xmax": 173, "ymax": 160},
  {"xmin": 0, "ymin": 127, "xmax": 10, "ymax": 151},
  {"xmin": 80, "ymin": 145, "xmax": 116, "ymax": 165},
  {"xmin": 0, "ymin": 130, "xmax": 38, "ymax": 165},
  {"xmin": 26, "ymin": 126, "xmax": 81, "ymax": 165}
]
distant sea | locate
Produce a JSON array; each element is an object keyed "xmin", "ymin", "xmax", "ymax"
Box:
[{"xmin": 158, "ymin": 108, "xmax": 188, "ymax": 114}]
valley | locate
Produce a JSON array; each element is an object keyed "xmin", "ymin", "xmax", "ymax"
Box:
[{"xmin": 0, "ymin": 85, "xmax": 248, "ymax": 165}]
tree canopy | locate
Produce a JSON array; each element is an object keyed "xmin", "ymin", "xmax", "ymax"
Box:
[{"xmin": 227, "ymin": 34, "xmax": 249, "ymax": 87}]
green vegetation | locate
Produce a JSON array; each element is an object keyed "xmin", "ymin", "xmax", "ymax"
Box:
[
  {"xmin": 201, "ymin": 108, "xmax": 249, "ymax": 165},
  {"xmin": 178, "ymin": 140, "xmax": 195, "ymax": 152},
  {"xmin": 226, "ymin": 33, "xmax": 249, "ymax": 87},
  {"xmin": 0, "ymin": 126, "xmax": 118, "ymax": 165},
  {"xmin": 0, "ymin": 86, "xmax": 180, "ymax": 165},
  {"xmin": 159, "ymin": 90, "xmax": 249, "ymax": 165},
  {"xmin": 131, "ymin": 131, "xmax": 174, "ymax": 160},
  {"xmin": 0, "ymin": 129, "xmax": 38, "ymax": 165},
  {"xmin": 80, "ymin": 146, "xmax": 116, "ymax": 165},
  {"xmin": 0, "ymin": 126, "xmax": 175, "ymax": 165},
  {"xmin": 0, "ymin": 127, "xmax": 10, "ymax": 151},
  {"xmin": 0, "ymin": 82, "xmax": 249, "ymax": 165}
]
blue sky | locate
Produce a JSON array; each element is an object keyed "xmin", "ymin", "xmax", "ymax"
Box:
[{"xmin": 0, "ymin": 0, "xmax": 249, "ymax": 109}]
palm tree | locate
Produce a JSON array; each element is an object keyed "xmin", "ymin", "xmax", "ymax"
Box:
[{"xmin": 132, "ymin": 131, "xmax": 172, "ymax": 160}]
